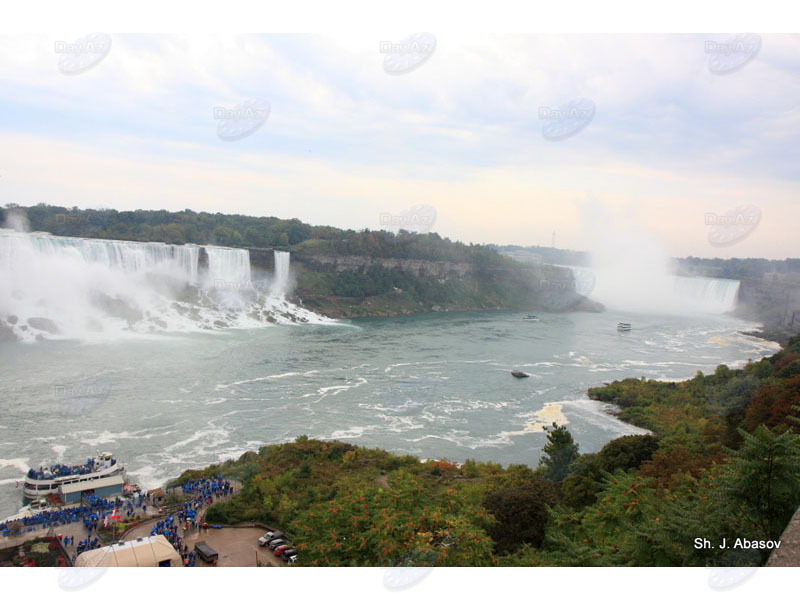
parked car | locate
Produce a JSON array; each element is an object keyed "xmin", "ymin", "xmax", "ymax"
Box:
[
  {"xmin": 281, "ymin": 549, "xmax": 297, "ymax": 562},
  {"xmin": 274, "ymin": 544, "xmax": 292, "ymax": 556},
  {"xmin": 268, "ymin": 537, "xmax": 289, "ymax": 550},
  {"xmin": 194, "ymin": 541, "xmax": 219, "ymax": 565},
  {"xmin": 287, "ymin": 554, "xmax": 298, "ymax": 564},
  {"xmin": 258, "ymin": 530, "xmax": 284, "ymax": 546}
]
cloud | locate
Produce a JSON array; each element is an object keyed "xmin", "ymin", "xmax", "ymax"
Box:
[{"xmin": 0, "ymin": 33, "xmax": 797, "ymax": 258}]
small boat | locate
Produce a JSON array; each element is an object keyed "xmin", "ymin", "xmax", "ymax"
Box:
[
  {"xmin": 522, "ymin": 315, "xmax": 540, "ymax": 321},
  {"xmin": 617, "ymin": 322, "xmax": 632, "ymax": 331},
  {"xmin": 510, "ymin": 370, "xmax": 530, "ymax": 378}
]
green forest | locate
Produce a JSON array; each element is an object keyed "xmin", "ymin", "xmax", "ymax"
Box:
[
  {"xmin": 173, "ymin": 334, "xmax": 800, "ymax": 567},
  {"xmin": 3, "ymin": 203, "xmax": 567, "ymax": 316},
  {"xmin": 3, "ymin": 203, "xmax": 505, "ymax": 265}
]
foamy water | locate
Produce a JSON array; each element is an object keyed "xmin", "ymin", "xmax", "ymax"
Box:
[{"xmin": 0, "ymin": 230, "xmax": 333, "ymax": 342}]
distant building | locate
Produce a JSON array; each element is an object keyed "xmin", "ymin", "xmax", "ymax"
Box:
[
  {"xmin": 74, "ymin": 535, "xmax": 182, "ymax": 567},
  {"xmin": 59, "ymin": 474, "xmax": 125, "ymax": 504}
]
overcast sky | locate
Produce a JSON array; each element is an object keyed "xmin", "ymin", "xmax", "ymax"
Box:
[{"xmin": 0, "ymin": 33, "xmax": 797, "ymax": 259}]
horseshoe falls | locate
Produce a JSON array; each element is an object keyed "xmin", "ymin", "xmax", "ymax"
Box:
[
  {"xmin": 586, "ymin": 266, "xmax": 741, "ymax": 315},
  {"xmin": 671, "ymin": 275, "xmax": 740, "ymax": 314}
]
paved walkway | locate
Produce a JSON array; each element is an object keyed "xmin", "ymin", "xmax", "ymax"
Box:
[
  {"xmin": 0, "ymin": 503, "xmax": 162, "ymax": 553},
  {"xmin": 188, "ymin": 526, "xmax": 283, "ymax": 567},
  {"xmin": 119, "ymin": 482, "xmax": 281, "ymax": 567},
  {"xmin": 1, "ymin": 480, "xmax": 242, "ymax": 560}
]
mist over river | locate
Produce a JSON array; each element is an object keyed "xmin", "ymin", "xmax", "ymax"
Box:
[{"xmin": 0, "ymin": 308, "xmax": 779, "ymax": 517}]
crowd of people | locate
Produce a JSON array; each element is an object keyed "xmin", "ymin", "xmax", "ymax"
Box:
[
  {"xmin": 151, "ymin": 514, "xmax": 184, "ymax": 552},
  {"xmin": 167, "ymin": 476, "xmax": 234, "ymax": 504},
  {"xmin": 154, "ymin": 477, "xmax": 234, "ymax": 566},
  {"xmin": 1, "ymin": 491, "xmax": 151, "ymax": 539},
  {"xmin": 75, "ymin": 536, "xmax": 102, "ymax": 555},
  {"xmin": 25, "ymin": 457, "xmax": 106, "ymax": 480},
  {"xmin": 2, "ymin": 475, "xmax": 236, "ymax": 564},
  {"xmin": 2, "ymin": 503, "xmax": 98, "ymax": 536}
]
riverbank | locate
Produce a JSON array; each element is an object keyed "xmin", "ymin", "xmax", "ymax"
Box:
[
  {"xmin": 176, "ymin": 333, "xmax": 798, "ymax": 567},
  {"xmin": 738, "ymin": 326, "xmax": 794, "ymax": 345},
  {"xmin": 296, "ymin": 292, "xmax": 603, "ymax": 319}
]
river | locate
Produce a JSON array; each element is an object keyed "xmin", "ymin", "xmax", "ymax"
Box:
[{"xmin": 0, "ymin": 307, "xmax": 778, "ymax": 517}]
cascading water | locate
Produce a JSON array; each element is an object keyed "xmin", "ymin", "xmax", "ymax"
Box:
[
  {"xmin": 585, "ymin": 263, "xmax": 741, "ymax": 315},
  {"xmin": 0, "ymin": 232, "xmax": 201, "ymax": 284},
  {"xmin": 575, "ymin": 209, "xmax": 743, "ymax": 317},
  {"xmin": 0, "ymin": 230, "xmax": 330, "ymax": 342},
  {"xmin": 271, "ymin": 251, "xmax": 290, "ymax": 296},
  {"xmin": 671, "ymin": 276, "xmax": 740, "ymax": 314},
  {"xmin": 205, "ymin": 246, "xmax": 251, "ymax": 287}
]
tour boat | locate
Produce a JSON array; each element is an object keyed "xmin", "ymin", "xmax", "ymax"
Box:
[
  {"xmin": 22, "ymin": 452, "xmax": 125, "ymax": 502},
  {"xmin": 617, "ymin": 322, "xmax": 632, "ymax": 331},
  {"xmin": 522, "ymin": 315, "xmax": 540, "ymax": 321}
]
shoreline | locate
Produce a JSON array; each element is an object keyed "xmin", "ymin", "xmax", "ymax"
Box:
[
  {"xmin": 0, "ymin": 332, "xmax": 788, "ymax": 546},
  {"xmin": 293, "ymin": 294, "xmax": 603, "ymax": 320}
]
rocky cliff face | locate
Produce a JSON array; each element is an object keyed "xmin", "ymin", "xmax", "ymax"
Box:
[
  {"xmin": 735, "ymin": 274, "xmax": 800, "ymax": 339},
  {"xmin": 291, "ymin": 253, "xmax": 474, "ymax": 280},
  {"xmin": 290, "ymin": 253, "xmax": 582, "ymax": 283},
  {"xmin": 247, "ymin": 247, "xmax": 276, "ymax": 272},
  {"xmin": 286, "ymin": 252, "xmax": 603, "ymax": 318}
]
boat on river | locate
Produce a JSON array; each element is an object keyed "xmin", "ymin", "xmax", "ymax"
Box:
[{"xmin": 22, "ymin": 452, "xmax": 125, "ymax": 503}]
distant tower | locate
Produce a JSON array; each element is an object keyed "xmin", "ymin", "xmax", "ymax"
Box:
[{"xmin": 551, "ymin": 231, "xmax": 556, "ymax": 248}]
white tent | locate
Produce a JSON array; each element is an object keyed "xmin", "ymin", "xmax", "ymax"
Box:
[{"xmin": 74, "ymin": 535, "xmax": 182, "ymax": 567}]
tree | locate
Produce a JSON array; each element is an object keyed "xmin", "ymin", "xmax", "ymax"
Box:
[
  {"xmin": 709, "ymin": 375, "xmax": 760, "ymax": 417},
  {"xmin": 596, "ymin": 434, "xmax": 659, "ymax": 472},
  {"xmin": 541, "ymin": 471, "xmax": 661, "ymax": 566},
  {"xmin": 717, "ymin": 424, "xmax": 800, "ymax": 540},
  {"xmin": 481, "ymin": 477, "xmax": 557, "ymax": 554},
  {"xmin": 713, "ymin": 364, "xmax": 733, "ymax": 384},
  {"xmin": 744, "ymin": 379, "xmax": 800, "ymax": 432},
  {"xmin": 561, "ymin": 454, "xmax": 603, "ymax": 509},
  {"xmin": 293, "ymin": 470, "xmax": 495, "ymax": 566},
  {"xmin": 539, "ymin": 423, "xmax": 579, "ymax": 482},
  {"xmin": 561, "ymin": 435, "xmax": 659, "ymax": 508}
]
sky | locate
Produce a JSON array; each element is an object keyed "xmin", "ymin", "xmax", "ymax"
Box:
[{"xmin": 0, "ymin": 32, "xmax": 798, "ymax": 259}]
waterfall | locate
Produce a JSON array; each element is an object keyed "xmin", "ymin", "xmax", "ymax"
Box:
[
  {"xmin": 672, "ymin": 276, "xmax": 740, "ymax": 313},
  {"xmin": 0, "ymin": 230, "xmax": 329, "ymax": 342},
  {"xmin": 271, "ymin": 251, "xmax": 290, "ymax": 296},
  {"xmin": 204, "ymin": 246, "xmax": 251, "ymax": 286},
  {"xmin": 589, "ymin": 265, "xmax": 741, "ymax": 315},
  {"xmin": 0, "ymin": 231, "xmax": 201, "ymax": 284}
]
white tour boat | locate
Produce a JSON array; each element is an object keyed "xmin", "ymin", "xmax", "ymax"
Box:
[{"xmin": 22, "ymin": 452, "xmax": 125, "ymax": 502}]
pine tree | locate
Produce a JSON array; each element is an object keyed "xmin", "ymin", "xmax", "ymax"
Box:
[{"xmin": 539, "ymin": 423, "xmax": 579, "ymax": 482}]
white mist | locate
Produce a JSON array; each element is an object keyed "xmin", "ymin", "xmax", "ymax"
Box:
[{"xmin": 578, "ymin": 203, "xmax": 739, "ymax": 315}]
